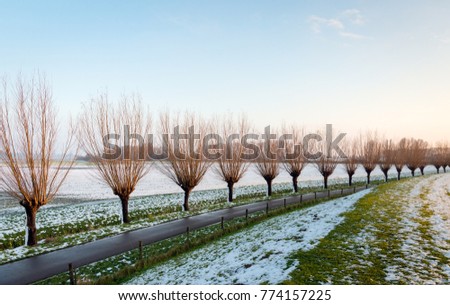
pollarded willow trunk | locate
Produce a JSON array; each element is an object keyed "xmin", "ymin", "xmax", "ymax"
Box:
[
  {"xmin": 323, "ymin": 175, "xmax": 329, "ymax": 189},
  {"xmin": 292, "ymin": 175, "xmax": 299, "ymax": 193},
  {"xmin": 410, "ymin": 168, "xmax": 416, "ymax": 177},
  {"xmin": 364, "ymin": 168, "xmax": 373, "ymax": 185},
  {"xmin": 119, "ymin": 195, "xmax": 130, "ymax": 223},
  {"xmin": 265, "ymin": 178, "xmax": 273, "ymax": 197},
  {"xmin": 348, "ymin": 173, "xmax": 354, "ymax": 186},
  {"xmin": 227, "ymin": 181, "xmax": 234, "ymax": 202},
  {"xmin": 183, "ymin": 189, "xmax": 191, "ymax": 211},
  {"xmin": 419, "ymin": 166, "xmax": 425, "ymax": 176},
  {"xmin": 24, "ymin": 205, "xmax": 38, "ymax": 246},
  {"xmin": 382, "ymin": 169, "xmax": 389, "ymax": 182}
]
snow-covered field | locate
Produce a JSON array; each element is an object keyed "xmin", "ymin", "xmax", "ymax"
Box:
[
  {"xmin": 0, "ymin": 163, "xmax": 400, "ymax": 240},
  {"xmin": 125, "ymin": 189, "xmax": 371, "ymax": 285},
  {"xmin": 55, "ymin": 163, "xmax": 374, "ymax": 200},
  {"xmin": 55, "ymin": 163, "xmax": 387, "ymax": 199},
  {"xmin": 1, "ymin": 163, "xmax": 415, "ymax": 205},
  {"xmin": 383, "ymin": 175, "xmax": 450, "ymax": 283}
]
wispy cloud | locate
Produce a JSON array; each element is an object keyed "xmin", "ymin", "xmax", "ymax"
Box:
[
  {"xmin": 341, "ymin": 9, "xmax": 365, "ymax": 25},
  {"xmin": 308, "ymin": 9, "xmax": 367, "ymax": 40},
  {"xmin": 339, "ymin": 31, "xmax": 366, "ymax": 40},
  {"xmin": 308, "ymin": 15, "xmax": 344, "ymax": 33}
]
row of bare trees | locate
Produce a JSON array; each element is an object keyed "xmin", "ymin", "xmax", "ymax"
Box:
[
  {"xmin": 82, "ymin": 112, "xmax": 449, "ymax": 218},
  {"xmin": 1, "ymin": 77, "xmax": 450, "ymax": 246},
  {"xmin": 341, "ymin": 135, "xmax": 446, "ymax": 186}
]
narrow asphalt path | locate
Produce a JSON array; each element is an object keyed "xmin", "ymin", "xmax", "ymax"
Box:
[{"xmin": 0, "ymin": 186, "xmax": 367, "ymax": 284}]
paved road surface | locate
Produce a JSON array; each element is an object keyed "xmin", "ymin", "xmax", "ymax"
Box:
[{"xmin": 0, "ymin": 186, "xmax": 367, "ymax": 284}]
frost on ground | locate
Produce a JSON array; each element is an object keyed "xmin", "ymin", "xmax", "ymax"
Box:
[
  {"xmin": 383, "ymin": 174, "xmax": 450, "ymax": 283},
  {"xmin": 284, "ymin": 174, "xmax": 450, "ymax": 285},
  {"xmin": 125, "ymin": 189, "xmax": 371, "ymax": 285}
]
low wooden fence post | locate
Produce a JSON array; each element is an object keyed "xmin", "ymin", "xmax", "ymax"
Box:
[{"xmin": 69, "ymin": 263, "xmax": 76, "ymax": 285}]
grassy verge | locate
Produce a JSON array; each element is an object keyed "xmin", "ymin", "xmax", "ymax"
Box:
[{"xmin": 284, "ymin": 175, "xmax": 450, "ymax": 284}]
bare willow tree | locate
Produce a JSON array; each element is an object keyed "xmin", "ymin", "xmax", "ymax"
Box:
[
  {"xmin": 78, "ymin": 94, "xmax": 151, "ymax": 223},
  {"xmin": 394, "ymin": 138, "xmax": 408, "ymax": 180},
  {"xmin": 341, "ymin": 137, "xmax": 359, "ymax": 186},
  {"xmin": 445, "ymin": 146, "xmax": 450, "ymax": 173},
  {"xmin": 358, "ymin": 132, "xmax": 381, "ymax": 184},
  {"xmin": 281, "ymin": 125, "xmax": 304, "ymax": 192},
  {"xmin": 255, "ymin": 138, "xmax": 280, "ymax": 197},
  {"xmin": 0, "ymin": 76, "xmax": 76, "ymax": 246},
  {"xmin": 430, "ymin": 142, "xmax": 448, "ymax": 174},
  {"xmin": 379, "ymin": 139, "xmax": 396, "ymax": 182},
  {"xmin": 159, "ymin": 112, "xmax": 212, "ymax": 211},
  {"xmin": 310, "ymin": 135, "xmax": 338, "ymax": 189},
  {"xmin": 418, "ymin": 147, "xmax": 429, "ymax": 175},
  {"xmin": 406, "ymin": 138, "xmax": 428, "ymax": 176},
  {"xmin": 315, "ymin": 156, "xmax": 338, "ymax": 189},
  {"xmin": 446, "ymin": 148, "xmax": 450, "ymax": 173},
  {"xmin": 214, "ymin": 114, "xmax": 250, "ymax": 202},
  {"xmin": 416, "ymin": 139, "xmax": 428, "ymax": 176}
]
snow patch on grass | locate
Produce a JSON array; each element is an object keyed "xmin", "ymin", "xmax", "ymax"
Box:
[
  {"xmin": 126, "ymin": 189, "xmax": 371, "ymax": 285},
  {"xmin": 383, "ymin": 175, "xmax": 450, "ymax": 284}
]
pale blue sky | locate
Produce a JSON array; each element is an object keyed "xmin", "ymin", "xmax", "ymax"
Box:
[{"xmin": 1, "ymin": 0, "xmax": 449, "ymax": 141}]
